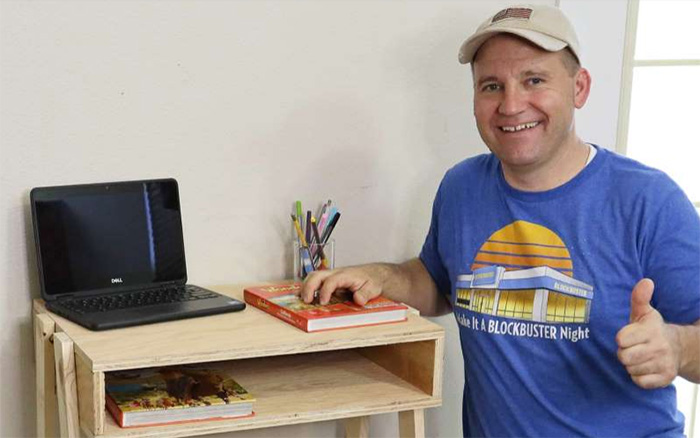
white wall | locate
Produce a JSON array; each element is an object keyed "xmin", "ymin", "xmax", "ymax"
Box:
[
  {"xmin": 559, "ymin": 0, "xmax": 629, "ymax": 150},
  {"xmin": 0, "ymin": 1, "xmax": 628, "ymax": 437}
]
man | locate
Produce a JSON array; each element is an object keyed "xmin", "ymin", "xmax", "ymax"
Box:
[{"xmin": 302, "ymin": 4, "xmax": 700, "ymax": 437}]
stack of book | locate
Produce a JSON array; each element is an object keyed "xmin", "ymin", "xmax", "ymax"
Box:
[{"xmin": 105, "ymin": 364, "xmax": 255, "ymax": 428}]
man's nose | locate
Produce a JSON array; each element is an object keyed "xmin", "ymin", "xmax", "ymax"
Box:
[{"xmin": 498, "ymin": 87, "xmax": 527, "ymax": 116}]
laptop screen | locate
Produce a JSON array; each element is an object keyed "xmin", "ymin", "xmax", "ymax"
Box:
[{"xmin": 31, "ymin": 179, "xmax": 187, "ymax": 298}]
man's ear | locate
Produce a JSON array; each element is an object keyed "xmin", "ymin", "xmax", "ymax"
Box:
[{"xmin": 574, "ymin": 67, "xmax": 592, "ymax": 109}]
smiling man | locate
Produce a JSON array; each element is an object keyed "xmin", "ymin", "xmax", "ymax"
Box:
[
  {"xmin": 470, "ymin": 32, "xmax": 591, "ymax": 191},
  {"xmin": 301, "ymin": 4, "xmax": 700, "ymax": 436}
]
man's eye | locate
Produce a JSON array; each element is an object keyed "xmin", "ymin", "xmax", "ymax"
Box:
[
  {"xmin": 482, "ymin": 84, "xmax": 500, "ymax": 92},
  {"xmin": 528, "ymin": 77, "xmax": 543, "ymax": 85}
]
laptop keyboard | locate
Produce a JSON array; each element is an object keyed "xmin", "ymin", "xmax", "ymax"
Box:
[{"xmin": 59, "ymin": 285, "xmax": 219, "ymax": 314}]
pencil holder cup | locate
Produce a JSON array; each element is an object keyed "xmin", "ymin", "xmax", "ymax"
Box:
[{"xmin": 293, "ymin": 239, "xmax": 335, "ymax": 281}]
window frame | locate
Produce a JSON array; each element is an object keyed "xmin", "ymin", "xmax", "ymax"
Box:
[{"xmin": 616, "ymin": 0, "xmax": 700, "ymax": 208}]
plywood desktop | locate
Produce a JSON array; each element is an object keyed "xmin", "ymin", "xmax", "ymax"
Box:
[{"xmin": 33, "ymin": 284, "xmax": 445, "ymax": 438}]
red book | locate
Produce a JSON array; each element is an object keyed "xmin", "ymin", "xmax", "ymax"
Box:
[{"xmin": 243, "ymin": 283, "xmax": 408, "ymax": 332}]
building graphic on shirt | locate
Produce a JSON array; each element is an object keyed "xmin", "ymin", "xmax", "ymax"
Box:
[{"xmin": 456, "ymin": 220, "xmax": 594, "ymax": 323}]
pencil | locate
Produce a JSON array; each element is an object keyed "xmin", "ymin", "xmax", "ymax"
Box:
[
  {"xmin": 291, "ymin": 214, "xmax": 309, "ymax": 247},
  {"xmin": 295, "ymin": 201, "xmax": 304, "ymax": 237},
  {"xmin": 291, "ymin": 214, "xmax": 314, "ymax": 277}
]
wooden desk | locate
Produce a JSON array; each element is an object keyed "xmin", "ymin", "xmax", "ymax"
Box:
[{"xmin": 33, "ymin": 285, "xmax": 445, "ymax": 438}]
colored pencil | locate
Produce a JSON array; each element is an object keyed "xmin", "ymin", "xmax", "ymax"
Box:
[{"xmin": 291, "ymin": 214, "xmax": 314, "ymax": 277}]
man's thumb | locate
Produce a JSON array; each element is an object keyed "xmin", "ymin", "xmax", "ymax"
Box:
[{"xmin": 630, "ymin": 278, "xmax": 655, "ymax": 322}]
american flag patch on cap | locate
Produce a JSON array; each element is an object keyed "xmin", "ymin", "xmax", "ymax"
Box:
[{"xmin": 492, "ymin": 7, "xmax": 533, "ymax": 23}]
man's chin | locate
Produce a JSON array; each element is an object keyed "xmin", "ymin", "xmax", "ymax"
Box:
[{"xmin": 486, "ymin": 144, "xmax": 540, "ymax": 165}]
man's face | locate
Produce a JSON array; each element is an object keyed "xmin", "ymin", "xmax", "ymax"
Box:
[{"xmin": 472, "ymin": 34, "xmax": 589, "ymax": 176}]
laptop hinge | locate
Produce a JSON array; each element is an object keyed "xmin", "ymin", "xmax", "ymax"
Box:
[
  {"xmin": 159, "ymin": 281, "xmax": 186, "ymax": 289},
  {"xmin": 56, "ymin": 294, "xmax": 75, "ymax": 301}
]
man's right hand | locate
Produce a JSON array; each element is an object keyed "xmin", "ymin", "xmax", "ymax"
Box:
[
  {"xmin": 300, "ymin": 264, "xmax": 388, "ymax": 306},
  {"xmin": 300, "ymin": 258, "xmax": 450, "ymax": 317}
]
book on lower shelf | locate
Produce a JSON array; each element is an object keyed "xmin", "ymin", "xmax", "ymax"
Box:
[
  {"xmin": 243, "ymin": 282, "xmax": 409, "ymax": 332},
  {"xmin": 105, "ymin": 364, "xmax": 255, "ymax": 428}
]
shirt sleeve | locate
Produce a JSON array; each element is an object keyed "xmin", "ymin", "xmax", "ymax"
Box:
[{"xmin": 641, "ymin": 184, "xmax": 700, "ymax": 324}]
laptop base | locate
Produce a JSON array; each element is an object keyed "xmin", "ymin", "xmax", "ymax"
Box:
[{"xmin": 47, "ymin": 290, "xmax": 245, "ymax": 331}]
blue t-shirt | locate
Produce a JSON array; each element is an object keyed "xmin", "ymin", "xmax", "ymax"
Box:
[{"xmin": 420, "ymin": 146, "xmax": 700, "ymax": 437}]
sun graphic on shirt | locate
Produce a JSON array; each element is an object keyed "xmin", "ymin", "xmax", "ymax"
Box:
[
  {"xmin": 471, "ymin": 220, "xmax": 573, "ymax": 275},
  {"xmin": 456, "ymin": 220, "xmax": 593, "ymax": 324}
]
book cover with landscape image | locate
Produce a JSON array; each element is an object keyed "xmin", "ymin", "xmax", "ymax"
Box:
[{"xmin": 105, "ymin": 364, "xmax": 255, "ymax": 428}]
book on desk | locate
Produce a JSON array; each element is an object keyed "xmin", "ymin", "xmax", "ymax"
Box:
[
  {"xmin": 105, "ymin": 364, "xmax": 255, "ymax": 428},
  {"xmin": 244, "ymin": 282, "xmax": 408, "ymax": 332}
]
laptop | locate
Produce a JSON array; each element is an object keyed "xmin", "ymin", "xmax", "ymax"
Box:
[{"xmin": 30, "ymin": 178, "xmax": 245, "ymax": 331}]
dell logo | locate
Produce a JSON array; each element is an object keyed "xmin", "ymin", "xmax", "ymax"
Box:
[{"xmin": 111, "ymin": 278, "xmax": 123, "ymax": 284}]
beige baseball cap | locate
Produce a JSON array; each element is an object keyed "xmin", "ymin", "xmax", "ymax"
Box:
[{"xmin": 458, "ymin": 4, "xmax": 581, "ymax": 64}]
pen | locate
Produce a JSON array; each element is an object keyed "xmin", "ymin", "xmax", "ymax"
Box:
[
  {"xmin": 317, "ymin": 201, "xmax": 328, "ymax": 225},
  {"xmin": 291, "ymin": 214, "xmax": 315, "ymax": 277},
  {"xmin": 320, "ymin": 200, "xmax": 333, "ymax": 232},
  {"xmin": 305, "ymin": 210, "xmax": 312, "ymax": 246},
  {"xmin": 318, "ymin": 210, "xmax": 330, "ymax": 235},
  {"xmin": 320, "ymin": 212, "xmax": 340, "ymax": 245},
  {"xmin": 325, "ymin": 207, "xmax": 338, "ymax": 234},
  {"xmin": 311, "ymin": 216, "xmax": 330, "ymax": 269},
  {"xmin": 314, "ymin": 212, "xmax": 340, "ymax": 267}
]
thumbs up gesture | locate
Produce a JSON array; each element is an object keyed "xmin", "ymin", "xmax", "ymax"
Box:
[{"xmin": 616, "ymin": 279, "xmax": 681, "ymax": 389}]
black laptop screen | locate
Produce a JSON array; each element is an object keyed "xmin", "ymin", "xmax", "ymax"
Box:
[{"xmin": 31, "ymin": 179, "xmax": 187, "ymax": 298}]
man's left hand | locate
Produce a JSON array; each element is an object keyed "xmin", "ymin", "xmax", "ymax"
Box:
[{"xmin": 615, "ymin": 278, "xmax": 681, "ymax": 389}]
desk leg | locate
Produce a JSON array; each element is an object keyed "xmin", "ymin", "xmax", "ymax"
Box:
[
  {"xmin": 399, "ymin": 409, "xmax": 425, "ymax": 438},
  {"xmin": 53, "ymin": 332, "xmax": 80, "ymax": 438},
  {"xmin": 344, "ymin": 416, "xmax": 370, "ymax": 438},
  {"xmin": 34, "ymin": 312, "xmax": 59, "ymax": 438}
]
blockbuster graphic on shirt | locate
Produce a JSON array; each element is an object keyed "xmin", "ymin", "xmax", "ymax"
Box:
[{"xmin": 454, "ymin": 220, "xmax": 594, "ymax": 342}]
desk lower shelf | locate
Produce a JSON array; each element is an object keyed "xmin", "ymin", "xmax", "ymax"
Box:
[
  {"xmin": 34, "ymin": 288, "xmax": 444, "ymax": 438},
  {"xmin": 99, "ymin": 349, "xmax": 439, "ymax": 438}
]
